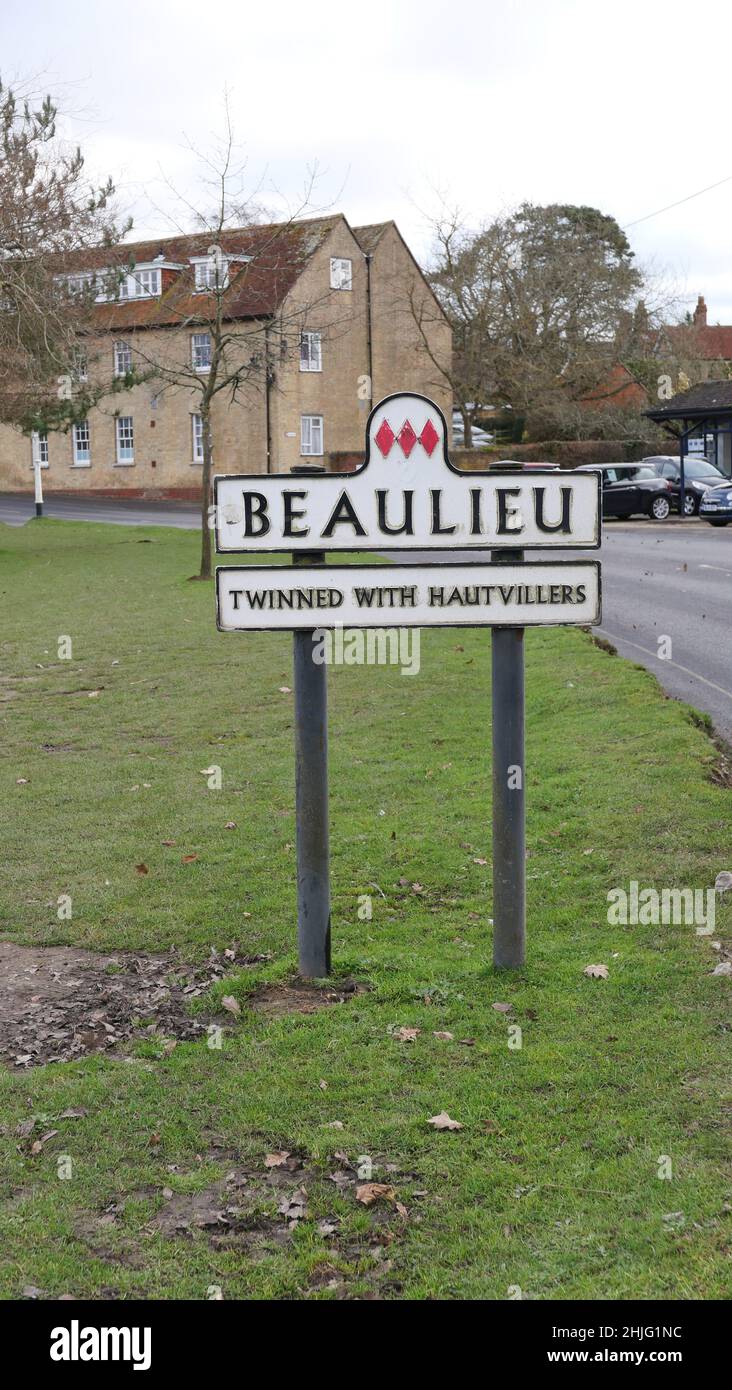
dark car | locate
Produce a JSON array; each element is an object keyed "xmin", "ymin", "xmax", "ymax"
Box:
[
  {"xmin": 642, "ymin": 455, "xmax": 728, "ymax": 516},
  {"xmin": 577, "ymin": 464, "xmax": 675, "ymax": 520},
  {"xmin": 699, "ymin": 481, "xmax": 732, "ymax": 526}
]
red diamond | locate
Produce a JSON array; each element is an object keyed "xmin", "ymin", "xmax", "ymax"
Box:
[
  {"xmin": 396, "ymin": 420, "xmax": 417, "ymax": 457},
  {"xmin": 418, "ymin": 418, "xmax": 439, "ymax": 456},
  {"xmin": 374, "ymin": 418, "xmax": 395, "ymax": 457}
]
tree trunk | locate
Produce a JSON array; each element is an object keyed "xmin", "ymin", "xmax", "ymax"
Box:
[{"xmin": 199, "ymin": 409, "xmax": 213, "ymax": 580}]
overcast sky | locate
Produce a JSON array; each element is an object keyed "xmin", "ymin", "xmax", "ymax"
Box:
[{"xmin": 3, "ymin": 0, "xmax": 732, "ymax": 319}]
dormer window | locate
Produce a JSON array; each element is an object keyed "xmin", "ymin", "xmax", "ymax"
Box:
[
  {"xmin": 119, "ymin": 267, "xmax": 161, "ymax": 300},
  {"xmin": 193, "ymin": 256, "xmax": 229, "ymax": 292}
]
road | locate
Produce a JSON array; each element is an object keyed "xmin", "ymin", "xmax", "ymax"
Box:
[
  {"xmin": 0, "ymin": 493, "xmax": 199, "ymax": 528},
  {"xmin": 2, "ymin": 494, "xmax": 731, "ymax": 743},
  {"xmin": 388, "ymin": 520, "xmax": 732, "ymax": 745}
]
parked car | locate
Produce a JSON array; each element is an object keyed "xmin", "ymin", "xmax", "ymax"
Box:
[
  {"xmin": 577, "ymin": 464, "xmax": 675, "ymax": 520},
  {"xmin": 699, "ymin": 482, "xmax": 732, "ymax": 526},
  {"xmin": 642, "ymin": 455, "xmax": 728, "ymax": 515},
  {"xmin": 488, "ymin": 460, "xmax": 559, "ymax": 470}
]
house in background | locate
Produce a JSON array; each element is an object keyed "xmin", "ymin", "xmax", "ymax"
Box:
[{"xmin": 0, "ymin": 215, "xmax": 451, "ymax": 495}]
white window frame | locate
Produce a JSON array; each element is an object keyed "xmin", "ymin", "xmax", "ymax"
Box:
[
  {"xmin": 114, "ymin": 340, "xmax": 132, "ymax": 376},
  {"xmin": 192, "ymin": 256, "xmax": 229, "ymax": 292},
  {"xmin": 299, "ymin": 330, "xmax": 322, "ymax": 372},
  {"xmin": 329, "ymin": 257, "xmax": 352, "ymax": 291},
  {"xmin": 192, "ymin": 413, "xmax": 204, "ymax": 464},
  {"xmin": 72, "ymin": 420, "xmax": 91, "ymax": 467},
  {"xmin": 73, "ymin": 349, "xmax": 88, "ymax": 383},
  {"xmin": 118, "ymin": 267, "xmax": 161, "ymax": 301},
  {"xmin": 115, "ymin": 415, "xmax": 135, "ymax": 465},
  {"xmin": 31, "ymin": 431, "xmax": 49, "ymax": 468},
  {"xmin": 300, "ymin": 414, "xmax": 324, "ymax": 457},
  {"xmin": 191, "ymin": 332, "xmax": 212, "ymax": 372}
]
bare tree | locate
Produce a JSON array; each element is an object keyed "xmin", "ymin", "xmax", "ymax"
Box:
[
  {"xmin": 124, "ymin": 114, "xmax": 349, "ymax": 579},
  {"xmin": 0, "ymin": 76, "xmax": 132, "ymax": 432},
  {"xmin": 408, "ymin": 202, "xmax": 658, "ymax": 444}
]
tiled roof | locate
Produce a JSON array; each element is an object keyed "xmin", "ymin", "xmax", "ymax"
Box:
[
  {"xmin": 646, "ymin": 379, "xmax": 732, "ymax": 419},
  {"xmin": 58, "ymin": 216, "xmax": 342, "ymax": 331},
  {"xmin": 666, "ymin": 322, "xmax": 732, "ymax": 361},
  {"xmin": 353, "ymin": 222, "xmax": 392, "ymax": 254}
]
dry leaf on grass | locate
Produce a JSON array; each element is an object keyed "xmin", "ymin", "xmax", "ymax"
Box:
[
  {"xmin": 265, "ymin": 1151, "xmax": 291, "ymax": 1168},
  {"xmin": 711, "ymin": 961, "xmax": 731, "ymax": 976},
  {"xmin": 433, "ymin": 1031, "xmax": 454, "ymax": 1041},
  {"xmin": 427, "ymin": 1111, "xmax": 463, "ymax": 1131},
  {"xmin": 394, "ymin": 1026, "xmax": 420, "ymax": 1042},
  {"xmin": 583, "ymin": 963, "xmax": 609, "ymax": 979},
  {"xmin": 181, "ymin": 854, "xmax": 198, "ymax": 864},
  {"xmin": 221, "ymin": 995, "xmax": 240, "ymax": 1015},
  {"xmin": 134, "ymin": 863, "xmax": 149, "ymax": 875},
  {"xmin": 492, "ymin": 1002, "xmax": 513, "ymax": 1013},
  {"xmin": 356, "ymin": 1183, "xmax": 397, "ymax": 1206},
  {"xmin": 714, "ymin": 871, "xmax": 732, "ymax": 894}
]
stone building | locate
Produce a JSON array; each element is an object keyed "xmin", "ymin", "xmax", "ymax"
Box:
[{"xmin": 0, "ymin": 215, "xmax": 451, "ymax": 495}]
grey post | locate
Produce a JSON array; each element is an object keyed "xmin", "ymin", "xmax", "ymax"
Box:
[
  {"xmin": 490, "ymin": 545, "xmax": 526, "ymax": 969},
  {"xmin": 291, "ymin": 465, "xmax": 331, "ymax": 977}
]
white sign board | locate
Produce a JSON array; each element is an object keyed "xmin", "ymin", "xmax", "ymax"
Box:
[
  {"xmin": 216, "ymin": 561, "xmax": 601, "ymax": 631},
  {"xmin": 214, "ymin": 393, "xmax": 601, "ymax": 554}
]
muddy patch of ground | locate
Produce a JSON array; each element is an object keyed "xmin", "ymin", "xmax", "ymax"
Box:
[
  {"xmin": 247, "ymin": 976, "xmax": 369, "ymax": 1017},
  {"xmin": 0, "ymin": 942, "xmax": 263, "ymax": 1070},
  {"xmin": 70, "ymin": 1147, "xmax": 408, "ymax": 1297}
]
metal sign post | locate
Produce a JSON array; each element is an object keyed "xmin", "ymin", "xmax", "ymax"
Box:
[
  {"xmin": 291, "ymin": 466, "xmax": 331, "ymax": 978},
  {"xmin": 214, "ymin": 393, "xmax": 602, "ymax": 975},
  {"xmin": 490, "ymin": 550, "xmax": 525, "ymax": 969}
]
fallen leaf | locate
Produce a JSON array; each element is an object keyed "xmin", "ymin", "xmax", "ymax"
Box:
[
  {"xmin": 161, "ymin": 840, "xmax": 176, "ymax": 847},
  {"xmin": 583, "ymin": 963, "xmax": 609, "ymax": 979},
  {"xmin": 30, "ymin": 1129, "xmax": 58, "ymax": 1155},
  {"xmin": 135, "ymin": 863, "xmax": 149, "ymax": 875},
  {"xmin": 57, "ymin": 1108, "xmax": 88, "ymax": 1120},
  {"xmin": 473, "ymin": 857, "xmax": 488, "ymax": 866},
  {"xmin": 148, "ymin": 1133, "xmax": 161, "ymax": 1146},
  {"xmin": 16, "ymin": 777, "xmax": 29, "ymax": 785},
  {"xmin": 278, "ymin": 686, "xmax": 292, "ymax": 694},
  {"xmin": 356, "ymin": 1183, "xmax": 397, "ymax": 1206},
  {"xmin": 265, "ymin": 1151, "xmax": 291, "ymax": 1168},
  {"xmin": 711, "ymin": 961, "xmax": 732, "ymax": 976},
  {"xmin": 323, "ymin": 1120, "xmax": 344, "ymax": 1129},
  {"xmin": 278, "ymin": 1188, "xmax": 308, "ymax": 1221},
  {"xmin": 225, "ymin": 821, "xmax": 237, "ymax": 830},
  {"xmin": 181, "ymin": 854, "xmax": 198, "ymax": 863},
  {"xmin": 492, "ymin": 1002, "xmax": 513, "ymax": 1013},
  {"xmin": 427, "ymin": 1111, "xmax": 463, "ymax": 1131},
  {"xmin": 433, "ymin": 1030, "xmax": 454, "ymax": 1041},
  {"xmin": 714, "ymin": 871, "xmax": 732, "ymax": 894},
  {"xmin": 319, "ymin": 1079, "xmax": 328, "ymax": 1091},
  {"xmin": 221, "ymin": 995, "xmax": 240, "ymax": 1015},
  {"xmin": 199, "ymin": 766, "xmax": 219, "ymax": 776},
  {"xmin": 394, "ymin": 1026, "xmax": 420, "ymax": 1042}
]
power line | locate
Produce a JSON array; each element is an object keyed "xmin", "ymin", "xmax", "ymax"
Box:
[{"xmin": 624, "ymin": 173, "xmax": 732, "ymax": 229}]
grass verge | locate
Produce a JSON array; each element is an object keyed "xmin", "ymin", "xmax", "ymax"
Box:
[{"xmin": 0, "ymin": 518, "xmax": 729, "ymax": 1300}]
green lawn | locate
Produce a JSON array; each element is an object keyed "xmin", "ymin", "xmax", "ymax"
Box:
[{"xmin": 0, "ymin": 518, "xmax": 729, "ymax": 1300}]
